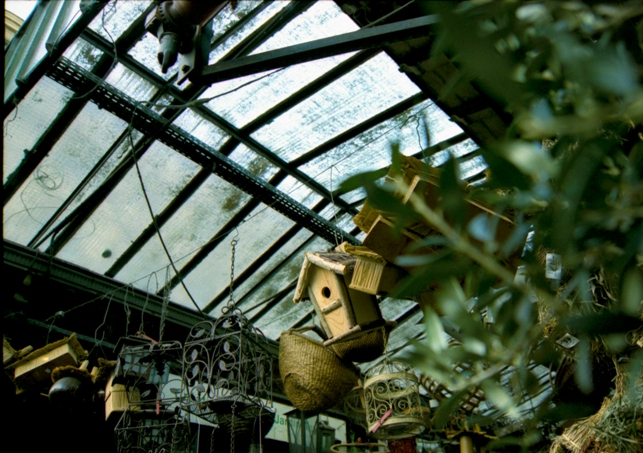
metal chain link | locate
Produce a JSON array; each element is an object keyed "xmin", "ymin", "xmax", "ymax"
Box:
[
  {"xmin": 225, "ymin": 231, "xmax": 239, "ymax": 312},
  {"xmin": 230, "ymin": 400, "xmax": 237, "ymax": 453},
  {"xmin": 209, "ymin": 422, "xmax": 218, "ymax": 453}
]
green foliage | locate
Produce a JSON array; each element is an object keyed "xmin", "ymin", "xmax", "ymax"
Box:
[{"xmin": 351, "ymin": 0, "xmax": 643, "ymax": 448}]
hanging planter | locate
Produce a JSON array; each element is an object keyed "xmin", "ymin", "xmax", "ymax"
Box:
[{"xmin": 363, "ymin": 361, "xmax": 426, "ymax": 440}]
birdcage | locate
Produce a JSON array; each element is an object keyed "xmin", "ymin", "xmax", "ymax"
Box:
[
  {"xmin": 115, "ymin": 408, "xmax": 191, "ymax": 453},
  {"xmin": 363, "ymin": 361, "xmax": 425, "ymax": 440},
  {"xmin": 181, "ymin": 312, "xmax": 273, "ymax": 424}
]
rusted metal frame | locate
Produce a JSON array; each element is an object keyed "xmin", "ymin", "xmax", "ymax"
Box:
[{"xmin": 194, "ymin": 14, "xmax": 440, "ymax": 85}]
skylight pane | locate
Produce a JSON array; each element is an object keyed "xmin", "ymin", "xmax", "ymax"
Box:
[
  {"xmin": 63, "ymin": 38, "xmax": 104, "ymax": 71},
  {"xmin": 3, "ymin": 104, "xmax": 127, "ymax": 246},
  {"xmin": 35, "ymin": 131, "xmax": 144, "ymax": 248},
  {"xmin": 4, "ymin": 78, "xmax": 72, "ymax": 185},
  {"xmin": 275, "ymin": 176, "xmax": 322, "ymax": 209},
  {"xmin": 170, "ymin": 204, "xmax": 296, "ymax": 312},
  {"xmin": 172, "ymin": 109, "xmax": 230, "ymax": 151},
  {"xmin": 380, "ymin": 298, "xmax": 418, "ymax": 321},
  {"xmin": 255, "ymin": 296, "xmax": 312, "ymax": 341},
  {"xmin": 210, "ymin": 1, "xmax": 264, "ymax": 45},
  {"xmin": 208, "ymin": 1, "xmax": 290, "ymax": 66},
  {"xmin": 232, "ymin": 229, "xmax": 315, "ymax": 313},
  {"xmin": 228, "ymin": 144, "xmax": 280, "ymax": 180},
  {"xmin": 104, "ymin": 63, "xmax": 158, "ymax": 102},
  {"xmin": 245, "ymin": 235, "xmax": 328, "ymax": 317},
  {"xmin": 129, "ymin": 32, "xmax": 177, "ymax": 81},
  {"xmin": 299, "ymin": 99, "xmax": 464, "ymax": 192},
  {"xmin": 427, "ymin": 138, "xmax": 479, "ymax": 167},
  {"xmin": 89, "ymin": 1, "xmax": 152, "ymax": 42},
  {"xmin": 55, "ymin": 141, "xmax": 200, "ymax": 275},
  {"xmin": 200, "ymin": 1, "xmax": 358, "ymax": 128},
  {"xmin": 114, "ymin": 174, "xmax": 252, "ymax": 286},
  {"xmin": 251, "ymin": 53, "xmax": 421, "ymax": 162}
]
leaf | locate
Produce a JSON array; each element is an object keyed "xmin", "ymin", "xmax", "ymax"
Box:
[
  {"xmin": 481, "ymin": 150, "xmax": 532, "ymax": 190},
  {"xmin": 337, "ymin": 169, "xmax": 386, "ymax": 193},
  {"xmin": 439, "ymin": 154, "xmax": 467, "ymax": 228},
  {"xmin": 481, "ymin": 380, "xmax": 520, "ymax": 419},
  {"xmin": 621, "ymin": 268, "xmax": 643, "ymax": 317},
  {"xmin": 574, "ymin": 336, "xmax": 593, "ymax": 394},
  {"xmin": 424, "ymin": 307, "xmax": 448, "ymax": 352},
  {"xmin": 433, "ymin": 389, "xmax": 469, "ymax": 430},
  {"xmin": 564, "ymin": 312, "xmax": 643, "ymax": 335},
  {"xmin": 468, "ymin": 213, "xmax": 495, "ymax": 243}
]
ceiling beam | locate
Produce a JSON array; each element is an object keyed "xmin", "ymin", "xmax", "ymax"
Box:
[{"xmin": 195, "ymin": 14, "xmax": 440, "ymax": 84}]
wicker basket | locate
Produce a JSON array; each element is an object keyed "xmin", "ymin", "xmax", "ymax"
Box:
[
  {"xmin": 331, "ymin": 322, "xmax": 395, "ymax": 363},
  {"xmin": 279, "ymin": 327, "xmax": 360, "ymax": 414}
]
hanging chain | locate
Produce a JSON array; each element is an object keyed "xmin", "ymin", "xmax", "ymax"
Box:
[
  {"xmin": 224, "ymin": 231, "xmax": 240, "ymax": 313},
  {"xmin": 159, "ymin": 267, "xmax": 171, "ymax": 342},
  {"xmin": 209, "ymin": 422, "xmax": 218, "ymax": 453},
  {"xmin": 230, "ymin": 400, "xmax": 237, "ymax": 453}
]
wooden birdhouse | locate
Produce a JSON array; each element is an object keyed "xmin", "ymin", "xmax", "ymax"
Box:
[
  {"xmin": 8, "ymin": 333, "xmax": 86, "ymax": 393},
  {"xmin": 294, "ymin": 251, "xmax": 385, "ymax": 346},
  {"xmin": 336, "ymin": 242, "xmax": 405, "ymax": 296}
]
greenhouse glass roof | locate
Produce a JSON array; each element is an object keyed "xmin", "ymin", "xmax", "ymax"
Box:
[{"xmin": 4, "ymin": 0, "xmax": 491, "ymax": 344}]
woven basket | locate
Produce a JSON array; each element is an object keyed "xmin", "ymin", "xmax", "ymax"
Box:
[
  {"xmin": 279, "ymin": 327, "xmax": 360, "ymax": 414},
  {"xmin": 331, "ymin": 322, "xmax": 395, "ymax": 363}
]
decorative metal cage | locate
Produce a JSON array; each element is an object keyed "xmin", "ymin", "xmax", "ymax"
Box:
[
  {"xmin": 363, "ymin": 361, "xmax": 426, "ymax": 440},
  {"xmin": 181, "ymin": 312, "xmax": 273, "ymax": 424},
  {"xmin": 115, "ymin": 409, "xmax": 191, "ymax": 453}
]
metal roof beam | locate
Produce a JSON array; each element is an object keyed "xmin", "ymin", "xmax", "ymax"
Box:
[{"xmin": 195, "ymin": 15, "xmax": 440, "ymax": 85}]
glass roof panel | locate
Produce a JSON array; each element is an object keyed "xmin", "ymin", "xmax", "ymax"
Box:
[
  {"xmin": 55, "ymin": 141, "xmax": 201, "ymax": 275},
  {"xmin": 228, "ymin": 144, "xmax": 280, "ymax": 180},
  {"xmin": 89, "ymin": 0, "xmax": 152, "ymax": 42},
  {"xmin": 129, "ymin": 32, "xmax": 177, "ymax": 81},
  {"xmin": 114, "ymin": 174, "xmax": 252, "ymax": 286},
  {"xmin": 172, "ymin": 109, "xmax": 230, "ymax": 151},
  {"xmin": 299, "ymin": 99, "xmax": 464, "ymax": 191},
  {"xmin": 256, "ymin": 295, "xmax": 313, "ymax": 340},
  {"xmin": 380, "ymin": 297, "xmax": 418, "ymax": 321},
  {"xmin": 104, "ymin": 63, "xmax": 159, "ymax": 102},
  {"xmin": 208, "ymin": 1, "xmax": 290, "ymax": 66},
  {"xmin": 4, "ymin": 78, "xmax": 72, "ymax": 184},
  {"xmin": 210, "ymin": 1, "xmax": 265, "ymax": 45},
  {"xmin": 200, "ymin": 2, "xmax": 358, "ymax": 128},
  {"xmin": 251, "ymin": 52, "xmax": 421, "ymax": 162},
  {"xmin": 3, "ymin": 103, "xmax": 127, "ymax": 245},
  {"xmin": 427, "ymin": 138, "xmax": 479, "ymax": 167},
  {"xmin": 275, "ymin": 176, "xmax": 322, "ymax": 209},
  {"xmin": 62, "ymin": 38, "xmax": 104, "ymax": 71},
  {"xmin": 169, "ymin": 202, "xmax": 297, "ymax": 311},
  {"xmin": 35, "ymin": 131, "xmax": 144, "ymax": 249},
  {"xmin": 232, "ymin": 229, "xmax": 315, "ymax": 312}
]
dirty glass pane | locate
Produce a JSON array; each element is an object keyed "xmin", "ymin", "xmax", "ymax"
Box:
[
  {"xmin": 35, "ymin": 131, "xmax": 143, "ymax": 249},
  {"xmin": 172, "ymin": 109, "xmax": 230, "ymax": 151},
  {"xmin": 299, "ymin": 99, "xmax": 464, "ymax": 192},
  {"xmin": 104, "ymin": 63, "xmax": 158, "ymax": 102},
  {"xmin": 228, "ymin": 144, "xmax": 280, "ymax": 181},
  {"xmin": 4, "ymin": 78, "xmax": 73, "ymax": 184},
  {"xmin": 275, "ymin": 176, "xmax": 322, "ymax": 209},
  {"xmin": 55, "ymin": 141, "xmax": 200, "ymax": 275},
  {"xmin": 201, "ymin": 1, "xmax": 358, "ymax": 129},
  {"xmin": 427, "ymin": 138, "xmax": 479, "ymax": 167},
  {"xmin": 231, "ymin": 229, "xmax": 316, "ymax": 314},
  {"xmin": 210, "ymin": 1, "xmax": 264, "ymax": 45},
  {"xmin": 208, "ymin": 1, "xmax": 290, "ymax": 65},
  {"xmin": 89, "ymin": 1, "xmax": 152, "ymax": 42},
  {"xmin": 63, "ymin": 38, "xmax": 104, "ymax": 71},
  {"xmin": 169, "ymin": 203, "xmax": 296, "ymax": 312},
  {"xmin": 115, "ymin": 174, "xmax": 251, "ymax": 287},
  {"xmin": 3, "ymin": 104, "xmax": 127, "ymax": 245},
  {"xmin": 129, "ymin": 32, "xmax": 177, "ymax": 81},
  {"xmin": 251, "ymin": 52, "xmax": 421, "ymax": 162}
]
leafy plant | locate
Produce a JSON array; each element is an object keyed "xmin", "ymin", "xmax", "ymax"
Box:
[{"xmin": 342, "ymin": 1, "xmax": 643, "ymax": 450}]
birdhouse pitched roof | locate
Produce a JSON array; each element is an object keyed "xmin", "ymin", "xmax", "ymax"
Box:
[{"xmin": 293, "ymin": 251, "xmax": 357, "ymax": 303}]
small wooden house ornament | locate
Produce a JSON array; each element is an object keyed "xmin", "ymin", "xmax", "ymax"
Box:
[
  {"xmin": 7, "ymin": 333, "xmax": 86, "ymax": 393},
  {"xmin": 294, "ymin": 251, "xmax": 385, "ymax": 346}
]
